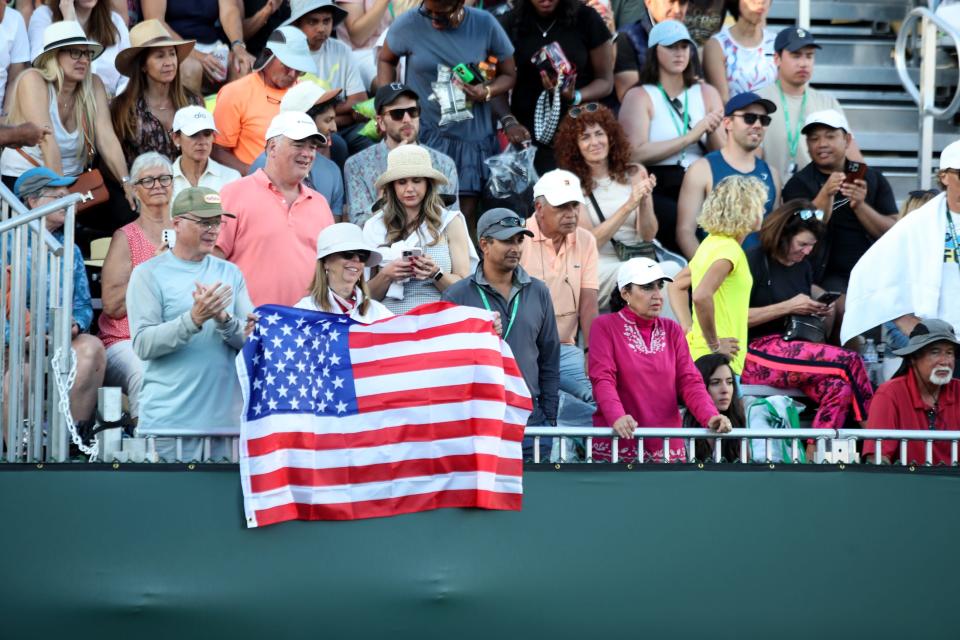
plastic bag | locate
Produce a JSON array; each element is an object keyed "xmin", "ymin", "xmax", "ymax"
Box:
[
  {"xmin": 745, "ymin": 395, "xmax": 806, "ymax": 463},
  {"xmin": 351, "ymin": 98, "xmax": 381, "ymax": 141},
  {"xmin": 480, "ymin": 144, "xmax": 539, "ymax": 218},
  {"xmin": 430, "ymin": 64, "xmax": 473, "ymax": 127}
]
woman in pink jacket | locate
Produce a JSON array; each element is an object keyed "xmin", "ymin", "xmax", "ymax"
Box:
[{"xmin": 589, "ymin": 257, "xmax": 732, "ymax": 462}]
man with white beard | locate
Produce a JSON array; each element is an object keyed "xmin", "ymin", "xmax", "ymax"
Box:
[{"xmin": 863, "ymin": 319, "xmax": 960, "ymax": 465}]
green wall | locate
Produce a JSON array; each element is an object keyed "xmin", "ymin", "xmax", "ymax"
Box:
[{"xmin": 1, "ymin": 465, "xmax": 957, "ymax": 639}]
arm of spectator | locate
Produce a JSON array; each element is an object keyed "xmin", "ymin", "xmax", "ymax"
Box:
[
  {"xmin": 141, "ymin": 0, "xmax": 182, "ymax": 37},
  {"xmin": 15, "ymin": 70, "xmax": 61, "ymax": 173},
  {"xmin": 701, "ymin": 82, "xmax": 726, "ymax": 151},
  {"xmin": 3, "ymin": 63, "xmax": 27, "ymax": 116},
  {"xmin": 579, "ymin": 235, "xmax": 599, "ymax": 343},
  {"xmin": 490, "ymin": 93, "xmax": 531, "ymax": 147},
  {"xmin": 666, "ymin": 265, "xmax": 692, "ymax": 333},
  {"xmin": 747, "ymin": 294, "xmax": 825, "ymax": 327},
  {"xmin": 100, "ymin": 228, "xmax": 133, "ymax": 318},
  {"xmin": 578, "ymin": 288, "xmax": 598, "ymax": 345},
  {"xmin": 585, "ymin": 175, "xmax": 653, "ymax": 249},
  {"xmin": 220, "ymin": 0, "xmax": 255, "ymax": 77},
  {"xmin": 91, "ymin": 75, "xmax": 133, "ymax": 204},
  {"xmin": 770, "ymin": 166, "xmax": 782, "ymax": 208},
  {"xmin": 110, "ymin": 0, "xmax": 130, "ymax": 25},
  {"xmin": 702, "ymin": 37, "xmax": 729, "ymax": 104},
  {"xmin": 376, "ymin": 40, "xmax": 401, "ymax": 88},
  {"xmin": 215, "ymin": 275, "xmax": 254, "ymax": 349},
  {"xmin": 614, "ymin": 70, "xmax": 639, "ymax": 104},
  {"xmin": 691, "ymin": 258, "xmax": 735, "ymax": 355},
  {"xmin": 842, "ymin": 178, "xmax": 896, "ymax": 239},
  {"xmin": 809, "ymin": 171, "xmax": 843, "ymax": 218},
  {"xmin": 588, "ymin": 319, "xmax": 626, "ymax": 426},
  {"xmin": 612, "ymin": 36, "xmax": 638, "ymax": 103},
  {"xmin": 894, "ymin": 313, "xmax": 921, "ymax": 337},
  {"xmin": 623, "ymin": 86, "xmax": 722, "ymax": 166},
  {"xmin": 242, "ymin": 0, "xmax": 283, "ymax": 40},
  {"xmin": 0, "ymin": 122, "xmax": 50, "ymax": 147},
  {"xmin": 128, "ymin": 268, "xmax": 203, "ymax": 360},
  {"xmin": 676, "ymin": 158, "xmax": 710, "ymax": 259},
  {"xmin": 578, "ymin": 40, "xmax": 614, "ymax": 104},
  {"xmin": 536, "ymin": 288, "xmax": 561, "ymax": 423},
  {"xmin": 340, "ymin": 0, "xmax": 391, "ymax": 47}
]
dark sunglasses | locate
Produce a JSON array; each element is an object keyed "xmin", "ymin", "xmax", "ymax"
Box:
[
  {"xmin": 335, "ymin": 250, "xmax": 370, "ymax": 262},
  {"xmin": 569, "ymin": 103, "xmax": 601, "ymax": 119},
  {"xmin": 417, "ymin": 2, "xmax": 460, "ymax": 25},
  {"xmin": 382, "ymin": 106, "xmax": 420, "ymax": 121},
  {"xmin": 732, "ymin": 113, "xmax": 772, "ymax": 127},
  {"xmin": 795, "ymin": 208, "xmax": 824, "ymax": 221}
]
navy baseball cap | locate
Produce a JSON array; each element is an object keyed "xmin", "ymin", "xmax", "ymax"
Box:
[
  {"xmin": 724, "ymin": 92, "xmax": 777, "ymax": 117},
  {"xmin": 14, "ymin": 167, "xmax": 76, "ymax": 199},
  {"xmin": 774, "ymin": 26, "xmax": 821, "ymax": 53}
]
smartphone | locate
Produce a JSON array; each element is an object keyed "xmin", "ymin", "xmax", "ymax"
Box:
[
  {"xmin": 452, "ymin": 63, "xmax": 483, "ymax": 85},
  {"xmin": 161, "ymin": 229, "xmax": 176, "ymax": 248},
  {"xmin": 844, "ymin": 160, "xmax": 867, "ymax": 184},
  {"xmin": 401, "ymin": 248, "xmax": 423, "ymax": 260},
  {"xmin": 816, "ymin": 291, "xmax": 842, "ymax": 305}
]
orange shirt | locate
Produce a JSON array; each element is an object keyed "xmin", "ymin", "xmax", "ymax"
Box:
[
  {"xmin": 213, "ymin": 73, "xmax": 287, "ymax": 165},
  {"xmin": 217, "ymin": 170, "xmax": 335, "ymax": 306},
  {"xmin": 521, "ymin": 216, "xmax": 599, "ymax": 345}
]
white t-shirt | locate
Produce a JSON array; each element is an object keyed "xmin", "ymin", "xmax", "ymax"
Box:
[
  {"xmin": 28, "ymin": 7, "xmax": 131, "ymax": 98},
  {"xmin": 0, "ymin": 7, "xmax": 30, "ymax": 109},
  {"xmin": 304, "ymin": 37, "xmax": 366, "ymax": 97},
  {"xmin": 939, "ymin": 210, "xmax": 960, "ymax": 330}
]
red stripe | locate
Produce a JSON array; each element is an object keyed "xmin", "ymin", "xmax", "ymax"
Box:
[
  {"xmin": 505, "ymin": 389, "xmax": 534, "ymax": 411},
  {"xmin": 247, "ymin": 419, "xmax": 526, "ymax": 456},
  {"xmin": 502, "ymin": 357, "xmax": 522, "ymax": 379},
  {"xmin": 393, "ymin": 301, "xmax": 460, "ymax": 317},
  {"xmin": 358, "ymin": 382, "xmax": 509, "ymax": 412},
  {"xmin": 352, "ymin": 348, "xmax": 506, "ymax": 379},
  {"xmin": 250, "ymin": 453, "xmax": 523, "ymax": 492},
  {"xmin": 349, "ymin": 317, "xmax": 494, "ymax": 349},
  {"xmin": 253, "ymin": 489, "xmax": 523, "ymax": 525}
]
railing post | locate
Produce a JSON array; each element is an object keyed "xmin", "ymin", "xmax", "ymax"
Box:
[
  {"xmin": 918, "ymin": 12, "xmax": 938, "ymax": 189},
  {"xmin": 798, "ymin": 0, "xmax": 810, "ymax": 31}
]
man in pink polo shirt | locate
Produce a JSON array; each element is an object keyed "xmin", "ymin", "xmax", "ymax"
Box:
[
  {"xmin": 216, "ymin": 111, "xmax": 335, "ymax": 306},
  {"xmin": 521, "ymin": 169, "xmax": 600, "ymax": 426}
]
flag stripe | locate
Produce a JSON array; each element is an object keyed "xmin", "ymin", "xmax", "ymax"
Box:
[
  {"xmin": 349, "ymin": 317, "xmax": 495, "ymax": 348},
  {"xmin": 352, "ymin": 348, "xmax": 504, "ymax": 379},
  {"xmin": 355, "ymin": 364, "xmax": 526, "ymax": 397},
  {"xmin": 357, "ymin": 382, "xmax": 532, "ymax": 413},
  {"xmin": 349, "ymin": 333, "xmax": 498, "ymax": 364}
]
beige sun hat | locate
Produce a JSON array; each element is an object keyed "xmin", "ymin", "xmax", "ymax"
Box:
[
  {"xmin": 33, "ymin": 21, "xmax": 103, "ymax": 67},
  {"xmin": 114, "ymin": 20, "xmax": 195, "ymax": 77},
  {"xmin": 374, "ymin": 145, "xmax": 448, "ymax": 191}
]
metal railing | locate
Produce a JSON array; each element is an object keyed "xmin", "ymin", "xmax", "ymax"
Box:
[
  {"xmin": 0, "ymin": 184, "xmax": 85, "ymax": 463},
  {"xmin": 894, "ymin": 4, "xmax": 960, "ymax": 188}
]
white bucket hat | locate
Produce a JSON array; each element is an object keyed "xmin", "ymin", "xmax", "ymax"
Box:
[
  {"xmin": 281, "ymin": 82, "xmax": 342, "ymax": 113},
  {"xmin": 316, "ymin": 223, "xmax": 382, "ymax": 267},
  {"xmin": 256, "ymin": 26, "xmax": 317, "ymax": 74},
  {"xmin": 33, "ymin": 21, "xmax": 103, "ymax": 67},
  {"xmin": 374, "ymin": 145, "xmax": 448, "ymax": 190}
]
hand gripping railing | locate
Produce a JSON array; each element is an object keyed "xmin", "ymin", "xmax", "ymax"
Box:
[
  {"xmin": 894, "ymin": 5, "xmax": 960, "ymax": 188},
  {"xmin": 0, "ymin": 184, "xmax": 85, "ymax": 462}
]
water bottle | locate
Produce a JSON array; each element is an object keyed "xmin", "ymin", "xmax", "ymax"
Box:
[
  {"xmin": 210, "ymin": 43, "xmax": 229, "ymax": 83},
  {"xmin": 863, "ymin": 338, "xmax": 879, "ymax": 387}
]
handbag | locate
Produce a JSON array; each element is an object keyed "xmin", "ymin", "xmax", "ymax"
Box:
[
  {"xmin": 588, "ymin": 191, "xmax": 658, "ymax": 261},
  {"xmin": 782, "ymin": 314, "xmax": 826, "ymax": 343}
]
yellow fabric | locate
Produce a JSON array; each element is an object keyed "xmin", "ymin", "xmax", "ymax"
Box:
[{"xmin": 686, "ymin": 234, "xmax": 752, "ymax": 373}]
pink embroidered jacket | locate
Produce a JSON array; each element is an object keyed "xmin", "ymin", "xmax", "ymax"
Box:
[{"xmin": 588, "ymin": 308, "xmax": 719, "ymax": 462}]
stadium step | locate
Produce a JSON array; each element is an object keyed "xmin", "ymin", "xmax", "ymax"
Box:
[{"xmin": 769, "ymin": 0, "xmax": 917, "ymax": 24}]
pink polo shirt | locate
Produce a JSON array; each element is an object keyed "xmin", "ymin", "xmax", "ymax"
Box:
[{"xmin": 217, "ymin": 170, "xmax": 334, "ymax": 306}]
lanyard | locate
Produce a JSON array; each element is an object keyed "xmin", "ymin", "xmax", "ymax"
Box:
[
  {"xmin": 947, "ymin": 202, "xmax": 960, "ymax": 277},
  {"xmin": 657, "ymin": 83, "xmax": 689, "ymax": 165},
  {"xmin": 777, "ymin": 80, "xmax": 807, "ymax": 160},
  {"xmin": 476, "ymin": 285, "xmax": 520, "ymax": 340}
]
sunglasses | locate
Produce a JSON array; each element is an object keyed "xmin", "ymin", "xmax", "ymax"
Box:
[
  {"xmin": 569, "ymin": 103, "xmax": 601, "ymax": 119},
  {"xmin": 487, "ymin": 216, "xmax": 524, "ymax": 230},
  {"xmin": 334, "ymin": 250, "xmax": 370, "ymax": 262},
  {"xmin": 134, "ymin": 174, "xmax": 173, "ymax": 188},
  {"xmin": 731, "ymin": 113, "xmax": 772, "ymax": 127},
  {"xmin": 382, "ymin": 106, "xmax": 420, "ymax": 122},
  {"xmin": 795, "ymin": 208, "xmax": 824, "ymax": 221},
  {"xmin": 64, "ymin": 48, "xmax": 95, "ymax": 60},
  {"xmin": 417, "ymin": 2, "xmax": 460, "ymax": 25},
  {"xmin": 180, "ymin": 216, "xmax": 222, "ymax": 229}
]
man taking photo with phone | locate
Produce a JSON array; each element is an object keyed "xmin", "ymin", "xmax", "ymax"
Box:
[{"xmin": 782, "ymin": 109, "xmax": 897, "ymax": 326}]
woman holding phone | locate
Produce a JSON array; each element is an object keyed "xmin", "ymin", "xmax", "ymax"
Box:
[
  {"xmin": 740, "ymin": 199, "xmax": 874, "ymax": 457},
  {"xmin": 363, "ymin": 145, "xmax": 476, "ymax": 314}
]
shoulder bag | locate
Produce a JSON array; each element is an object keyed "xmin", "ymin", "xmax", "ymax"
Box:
[{"xmin": 587, "ymin": 191, "xmax": 657, "ymax": 262}]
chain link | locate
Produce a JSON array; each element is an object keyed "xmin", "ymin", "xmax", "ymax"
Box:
[{"xmin": 50, "ymin": 347, "xmax": 98, "ymax": 460}]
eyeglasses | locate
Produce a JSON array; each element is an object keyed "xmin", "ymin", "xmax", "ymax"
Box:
[
  {"xmin": 637, "ymin": 281, "xmax": 665, "ymax": 292},
  {"xmin": 417, "ymin": 1, "xmax": 461, "ymax": 25},
  {"xmin": 569, "ymin": 103, "xmax": 601, "ymax": 119},
  {"xmin": 64, "ymin": 48, "xmax": 95, "ymax": 60},
  {"xmin": 486, "ymin": 216, "xmax": 525, "ymax": 231},
  {"xmin": 134, "ymin": 174, "xmax": 173, "ymax": 188},
  {"xmin": 795, "ymin": 208, "xmax": 824, "ymax": 221},
  {"xmin": 334, "ymin": 250, "xmax": 370, "ymax": 262},
  {"xmin": 731, "ymin": 113, "xmax": 772, "ymax": 127},
  {"xmin": 382, "ymin": 106, "xmax": 420, "ymax": 121},
  {"xmin": 180, "ymin": 216, "xmax": 222, "ymax": 229}
]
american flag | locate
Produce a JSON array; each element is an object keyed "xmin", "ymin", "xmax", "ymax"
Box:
[{"xmin": 235, "ymin": 301, "xmax": 533, "ymax": 527}]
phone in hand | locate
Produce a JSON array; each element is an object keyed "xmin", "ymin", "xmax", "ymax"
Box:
[
  {"xmin": 161, "ymin": 229, "xmax": 176, "ymax": 248},
  {"xmin": 816, "ymin": 291, "xmax": 842, "ymax": 305},
  {"xmin": 453, "ymin": 63, "xmax": 484, "ymax": 85},
  {"xmin": 401, "ymin": 248, "xmax": 423, "ymax": 260},
  {"xmin": 843, "ymin": 160, "xmax": 867, "ymax": 184}
]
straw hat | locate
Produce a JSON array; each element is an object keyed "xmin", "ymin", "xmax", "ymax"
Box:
[
  {"xmin": 114, "ymin": 20, "xmax": 195, "ymax": 77},
  {"xmin": 374, "ymin": 145, "xmax": 448, "ymax": 190},
  {"xmin": 33, "ymin": 21, "xmax": 103, "ymax": 67}
]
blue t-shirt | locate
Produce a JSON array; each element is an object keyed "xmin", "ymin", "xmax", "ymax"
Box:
[
  {"xmin": 706, "ymin": 151, "xmax": 776, "ymax": 250},
  {"xmin": 386, "ymin": 7, "xmax": 514, "ymax": 142},
  {"xmin": 248, "ymin": 152, "xmax": 344, "ymax": 217}
]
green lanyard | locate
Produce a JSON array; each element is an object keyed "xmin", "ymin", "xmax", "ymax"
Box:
[
  {"xmin": 476, "ymin": 286, "xmax": 520, "ymax": 340},
  {"xmin": 777, "ymin": 80, "xmax": 807, "ymax": 161},
  {"xmin": 946, "ymin": 202, "xmax": 960, "ymax": 277},
  {"xmin": 657, "ymin": 83, "xmax": 689, "ymax": 165}
]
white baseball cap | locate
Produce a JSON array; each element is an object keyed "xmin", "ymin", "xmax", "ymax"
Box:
[
  {"xmin": 172, "ymin": 106, "xmax": 217, "ymax": 136},
  {"xmin": 801, "ymin": 109, "xmax": 851, "ymax": 135},
  {"xmin": 616, "ymin": 257, "xmax": 673, "ymax": 290},
  {"xmin": 940, "ymin": 140, "xmax": 960, "ymax": 171},
  {"xmin": 280, "ymin": 82, "xmax": 342, "ymax": 113},
  {"xmin": 265, "ymin": 111, "xmax": 326, "ymax": 143},
  {"xmin": 533, "ymin": 169, "xmax": 586, "ymax": 206}
]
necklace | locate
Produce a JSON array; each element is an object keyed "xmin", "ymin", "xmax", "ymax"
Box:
[{"xmin": 535, "ymin": 19, "xmax": 556, "ymax": 38}]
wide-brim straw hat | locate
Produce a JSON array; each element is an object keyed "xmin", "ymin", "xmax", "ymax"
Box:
[
  {"xmin": 374, "ymin": 145, "xmax": 448, "ymax": 191},
  {"xmin": 114, "ymin": 19, "xmax": 195, "ymax": 77},
  {"xmin": 33, "ymin": 21, "xmax": 103, "ymax": 67}
]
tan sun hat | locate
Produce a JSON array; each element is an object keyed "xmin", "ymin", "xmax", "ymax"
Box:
[
  {"xmin": 374, "ymin": 145, "xmax": 448, "ymax": 191},
  {"xmin": 114, "ymin": 19, "xmax": 195, "ymax": 77}
]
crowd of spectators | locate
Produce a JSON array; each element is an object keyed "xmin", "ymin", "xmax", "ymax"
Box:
[{"xmin": 0, "ymin": 0, "xmax": 957, "ymax": 464}]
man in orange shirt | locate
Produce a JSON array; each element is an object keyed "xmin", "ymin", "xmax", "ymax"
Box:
[
  {"xmin": 212, "ymin": 26, "xmax": 317, "ymax": 174},
  {"xmin": 216, "ymin": 111, "xmax": 335, "ymax": 306},
  {"xmin": 522, "ymin": 169, "xmax": 599, "ymax": 426}
]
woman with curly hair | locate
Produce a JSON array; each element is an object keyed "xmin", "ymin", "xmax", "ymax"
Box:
[
  {"xmin": 554, "ymin": 102, "xmax": 657, "ymax": 307},
  {"xmin": 667, "ymin": 174, "xmax": 766, "ymax": 374}
]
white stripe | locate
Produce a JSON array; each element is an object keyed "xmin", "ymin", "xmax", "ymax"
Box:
[
  {"xmin": 355, "ymin": 364, "xmax": 508, "ymax": 396},
  {"xmin": 245, "ymin": 471, "xmax": 523, "ymax": 511},
  {"xmin": 246, "ymin": 435, "xmax": 521, "ymax": 475},
  {"xmin": 504, "ymin": 372, "xmax": 530, "ymax": 399},
  {"xmin": 242, "ymin": 399, "xmax": 528, "ymax": 440},
  {"xmin": 350, "ymin": 305, "xmax": 493, "ymax": 335},
  {"xmin": 351, "ymin": 332, "xmax": 501, "ymax": 364}
]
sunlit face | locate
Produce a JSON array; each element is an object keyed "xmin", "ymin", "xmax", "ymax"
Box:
[
  {"xmin": 577, "ymin": 123, "xmax": 609, "ymax": 165},
  {"xmin": 706, "ymin": 364, "xmax": 735, "ymax": 412},
  {"xmin": 393, "ymin": 177, "xmax": 428, "ymax": 211},
  {"xmin": 620, "ymin": 280, "xmax": 665, "ymax": 320},
  {"xmin": 655, "ymin": 41, "xmax": 691, "ymax": 76},
  {"xmin": 782, "ymin": 229, "xmax": 817, "ymax": 266},
  {"xmin": 296, "ymin": 10, "xmax": 335, "ymax": 51},
  {"xmin": 132, "ymin": 165, "xmax": 173, "ymax": 210},
  {"xmin": 262, "ymin": 57, "xmax": 301, "ymax": 89},
  {"xmin": 323, "ymin": 250, "xmax": 368, "ymax": 292},
  {"xmin": 56, "ymin": 47, "xmax": 93, "ymax": 83},
  {"xmin": 738, "ymin": 0, "xmax": 770, "ymax": 22},
  {"xmin": 643, "ymin": 0, "xmax": 689, "ymax": 22},
  {"xmin": 775, "ymin": 47, "xmax": 816, "ymax": 87},
  {"xmin": 173, "ymin": 214, "xmax": 223, "ymax": 254},
  {"xmin": 378, "ymin": 96, "xmax": 420, "ymax": 145},
  {"xmin": 479, "ymin": 234, "xmax": 525, "ymax": 271},
  {"xmin": 173, "ymin": 130, "xmax": 215, "ymax": 164},
  {"xmin": 142, "ymin": 46, "xmax": 178, "ymax": 84},
  {"xmin": 805, "ymin": 125, "xmax": 849, "ymax": 171},
  {"xmin": 914, "ymin": 343, "xmax": 956, "ymax": 387},
  {"xmin": 725, "ymin": 104, "xmax": 768, "ymax": 152},
  {"xmin": 534, "ymin": 198, "xmax": 579, "ymax": 239},
  {"xmin": 268, "ymin": 136, "xmax": 319, "ymax": 183}
]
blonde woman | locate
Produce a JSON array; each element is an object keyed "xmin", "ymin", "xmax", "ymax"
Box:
[
  {"xmin": 363, "ymin": 145, "xmax": 475, "ymax": 315},
  {"xmin": 295, "ymin": 223, "xmax": 392, "ymax": 323},
  {"xmin": 667, "ymin": 175, "xmax": 767, "ymax": 374},
  {"xmin": 1, "ymin": 21, "xmax": 132, "ymax": 208}
]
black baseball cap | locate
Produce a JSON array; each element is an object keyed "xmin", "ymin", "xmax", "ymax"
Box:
[
  {"xmin": 774, "ymin": 26, "xmax": 821, "ymax": 53},
  {"xmin": 374, "ymin": 82, "xmax": 419, "ymax": 113},
  {"xmin": 724, "ymin": 91, "xmax": 777, "ymax": 117}
]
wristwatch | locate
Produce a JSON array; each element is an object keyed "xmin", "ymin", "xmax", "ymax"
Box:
[
  {"xmin": 230, "ymin": 40, "xmax": 246, "ymax": 51},
  {"xmin": 432, "ymin": 269, "xmax": 444, "ymax": 282}
]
